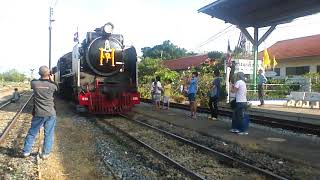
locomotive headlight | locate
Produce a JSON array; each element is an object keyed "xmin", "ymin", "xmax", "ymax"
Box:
[{"xmin": 103, "ymin": 22, "xmax": 114, "ymax": 34}]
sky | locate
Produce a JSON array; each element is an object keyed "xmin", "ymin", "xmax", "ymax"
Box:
[{"xmin": 0, "ymin": 0, "xmax": 320, "ymax": 77}]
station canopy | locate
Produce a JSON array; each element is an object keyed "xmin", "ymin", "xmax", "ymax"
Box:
[{"xmin": 198, "ymin": 0, "xmax": 320, "ymax": 28}]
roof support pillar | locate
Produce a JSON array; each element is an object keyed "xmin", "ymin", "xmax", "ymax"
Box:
[
  {"xmin": 238, "ymin": 26, "xmax": 254, "ymax": 44},
  {"xmin": 239, "ymin": 25, "xmax": 276, "ymax": 93},
  {"xmin": 253, "ymin": 27, "xmax": 258, "ymax": 92},
  {"xmin": 258, "ymin": 25, "xmax": 276, "ymax": 45}
]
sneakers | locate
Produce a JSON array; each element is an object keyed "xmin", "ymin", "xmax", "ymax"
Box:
[
  {"xmin": 237, "ymin": 132, "xmax": 249, "ymax": 135},
  {"xmin": 229, "ymin": 129, "xmax": 240, "ymax": 133},
  {"xmin": 22, "ymin": 152, "xmax": 30, "ymax": 158},
  {"xmin": 40, "ymin": 153, "xmax": 50, "ymax": 160}
]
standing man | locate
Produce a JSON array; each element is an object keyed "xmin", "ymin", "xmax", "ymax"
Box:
[
  {"xmin": 257, "ymin": 69, "xmax": 267, "ymax": 106},
  {"xmin": 231, "ymin": 72, "xmax": 248, "ymax": 135},
  {"xmin": 187, "ymin": 72, "xmax": 199, "ymax": 119},
  {"xmin": 208, "ymin": 70, "xmax": 221, "ymax": 120},
  {"xmin": 22, "ymin": 66, "xmax": 58, "ymax": 159}
]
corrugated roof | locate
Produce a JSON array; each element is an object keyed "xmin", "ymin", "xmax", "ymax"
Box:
[
  {"xmin": 162, "ymin": 54, "xmax": 209, "ymax": 71},
  {"xmin": 199, "ymin": 0, "xmax": 320, "ymax": 28},
  {"xmin": 259, "ymin": 34, "xmax": 320, "ymax": 60}
]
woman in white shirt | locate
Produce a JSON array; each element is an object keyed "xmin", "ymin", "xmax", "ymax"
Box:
[
  {"xmin": 152, "ymin": 76, "xmax": 163, "ymax": 110},
  {"xmin": 230, "ymin": 72, "xmax": 248, "ymax": 135}
]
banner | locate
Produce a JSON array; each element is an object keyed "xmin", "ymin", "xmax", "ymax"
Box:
[{"xmin": 235, "ymin": 59, "xmax": 262, "ymax": 74}]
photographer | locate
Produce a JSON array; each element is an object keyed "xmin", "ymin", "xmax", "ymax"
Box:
[{"xmin": 22, "ymin": 66, "xmax": 58, "ymax": 159}]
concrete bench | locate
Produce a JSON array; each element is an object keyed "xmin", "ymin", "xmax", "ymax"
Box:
[{"xmin": 287, "ymin": 92, "xmax": 320, "ymax": 109}]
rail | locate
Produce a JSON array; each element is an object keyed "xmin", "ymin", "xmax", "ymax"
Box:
[
  {"xmin": 100, "ymin": 119, "xmax": 205, "ymax": 180},
  {"xmin": 0, "ymin": 93, "xmax": 33, "ymax": 144},
  {"xmin": 120, "ymin": 113, "xmax": 288, "ymax": 180},
  {"xmin": 0, "ymin": 91, "xmax": 28, "ymax": 109},
  {"xmin": 140, "ymin": 98, "xmax": 320, "ymax": 136}
]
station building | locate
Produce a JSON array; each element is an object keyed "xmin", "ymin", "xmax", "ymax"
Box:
[{"xmin": 260, "ymin": 34, "xmax": 320, "ymax": 77}]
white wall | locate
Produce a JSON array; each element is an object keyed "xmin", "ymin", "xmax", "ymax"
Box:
[{"xmin": 276, "ymin": 56, "xmax": 320, "ymax": 77}]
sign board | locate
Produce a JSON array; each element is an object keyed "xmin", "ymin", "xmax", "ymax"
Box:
[
  {"xmin": 234, "ymin": 59, "xmax": 262, "ymax": 75},
  {"xmin": 265, "ymin": 71, "xmax": 277, "ymax": 77}
]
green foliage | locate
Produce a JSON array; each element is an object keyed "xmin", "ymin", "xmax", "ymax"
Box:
[
  {"xmin": 138, "ymin": 57, "xmax": 179, "ymax": 84},
  {"xmin": 233, "ymin": 47, "xmax": 243, "ymax": 55},
  {"xmin": 0, "ymin": 69, "xmax": 26, "ymax": 82},
  {"xmin": 138, "ymin": 57, "xmax": 179, "ymax": 99},
  {"xmin": 141, "ymin": 40, "xmax": 192, "ymax": 60},
  {"xmin": 304, "ymin": 72, "xmax": 320, "ymax": 92},
  {"xmin": 207, "ymin": 51, "xmax": 223, "ymax": 61},
  {"xmin": 138, "ymin": 48, "xmax": 228, "ymax": 106},
  {"xmin": 196, "ymin": 64, "xmax": 227, "ymax": 106}
]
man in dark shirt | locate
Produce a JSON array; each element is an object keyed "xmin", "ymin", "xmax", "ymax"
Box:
[
  {"xmin": 208, "ymin": 70, "xmax": 221, "ymax": 120},
  {"xmin": 257, "ymin": 69, "xmax": 267, "ymax": 106},
  {"xmin": 22, "ymin": 66, "xmax": 58, "ymax": 159}
]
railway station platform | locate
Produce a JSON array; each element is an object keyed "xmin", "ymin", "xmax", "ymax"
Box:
[
  {"xmin": 219, "ymin": 102, "xmax": 320, "ymax": 126},
  {"xmin": 132, "ymin": 103, "xmax": 320, "ymax": 170}
]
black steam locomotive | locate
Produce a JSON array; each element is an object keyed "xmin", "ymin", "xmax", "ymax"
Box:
[{"xmin": 54, "ymin": 23, "xmax": 140, "ymax": 114}]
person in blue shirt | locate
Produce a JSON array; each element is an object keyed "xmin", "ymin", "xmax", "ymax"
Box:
[
  {"xmin": 208, "ymin": 70, "xmax": 221, "ymax": 120},
  {"xmin": 257, "ymin": 69, "xmax": 267, "ymax": 106},
  {"xmin": 187, "ymin": 72, "xmax": 198, "ymax": 119}
]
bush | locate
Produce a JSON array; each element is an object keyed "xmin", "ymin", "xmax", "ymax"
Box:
[
  {"xmin": 172, "ymin": 95, "xmax": 185, "ymax": 103},
  {"xmin": 1, "ymin": 69, "xmax": 26, "ymax": 82}
]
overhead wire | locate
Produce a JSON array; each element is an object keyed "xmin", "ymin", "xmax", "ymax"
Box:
[{"xmin": 197, "ymin": 25, "xmax": 235, "ymax": 48}]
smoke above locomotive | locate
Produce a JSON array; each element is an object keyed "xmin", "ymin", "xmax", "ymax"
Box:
[{"xmin": 55, "ymin": 22, "xmax": 140, "ymax": 114}]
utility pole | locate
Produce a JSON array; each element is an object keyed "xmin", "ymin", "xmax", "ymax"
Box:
[
  {"xmin": 49, "ymin": 7, "xmax": 55, "ymax": 70},
  {"xmin": 30, "ymin": 69, "xmax": 35, "ymax": 80}
]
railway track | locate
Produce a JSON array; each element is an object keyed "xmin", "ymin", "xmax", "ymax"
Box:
[
  {"xmin": 0, "ymin": 93, "xmax": 33, "ymax": 144},
  {"xmin": 100, "ymin": 114, "xmax": 288, "ymax": 180},
  {"xmin": 141, "ymin": 98, "xmax": 320, "ymax": 136}
]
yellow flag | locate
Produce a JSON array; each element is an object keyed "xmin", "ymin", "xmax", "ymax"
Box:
[
  {"xmin": 273, "ymin": 56, "xmax": 277, "ymax": 69},
  {"xmin": 263, "ymin": 48, "xmax": 270, "ymax": 68}
]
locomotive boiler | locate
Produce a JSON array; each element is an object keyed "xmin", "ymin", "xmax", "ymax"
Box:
[{"xmin": 55, "ymin": 23, "xmax": 140, "ymax": 114}]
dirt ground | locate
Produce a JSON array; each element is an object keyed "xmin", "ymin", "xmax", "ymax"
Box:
[{"xmin": 38, "ymin": 99, "xmax": 113, "ymax": 180}]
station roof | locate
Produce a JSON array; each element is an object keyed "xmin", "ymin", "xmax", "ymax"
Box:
[
  {"xmin": 259, "ymin": 34, "xmax": 320, "ymax": 60},
  {"xmin": 199, "ymin": 0, "xmax": 320, "ymax": 28},
  {"xmin": 162, "ymin": 54, "xmax": 209, "ymax": 71}
]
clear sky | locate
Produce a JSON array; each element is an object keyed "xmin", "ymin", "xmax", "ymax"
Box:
[{"xmin": 1, "ymin": 0, "xmax": 320, "ymax": 76}]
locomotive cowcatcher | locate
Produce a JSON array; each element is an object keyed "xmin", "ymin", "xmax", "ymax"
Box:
[{"xmin": 54, "ymin": 23, "xmax": 140, "ymax": 114}]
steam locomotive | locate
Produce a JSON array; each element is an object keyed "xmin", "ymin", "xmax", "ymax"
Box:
[{"xmin": 54, "ymin": 23, "xmax": 140, "ymax": 114}]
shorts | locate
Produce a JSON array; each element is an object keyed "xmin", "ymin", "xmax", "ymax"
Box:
[
  {"xmin": 163, "ymin": 96, "xmax": 170, "ymax": 103},
  {"xmin": 188, "ymin": 93, "xmax": 196, "ymax": 102},
  {"xmin": 153, "ymin": 94, "xmax": 161, "ymax": 102}
]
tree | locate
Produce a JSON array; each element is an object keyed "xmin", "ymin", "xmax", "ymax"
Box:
[
  {"xmin": 207, "ymin": 51, "xmax": 223, "ymax": 61},
  {"xmin": 1, "ymin": 69, "xmax": 26, "ymax": 82},
  {"xmin": 141, "ymin": 40, "xmax": 193, "ymax": 60},
  {"xmin": 138, "ymin": 57, "xmax": 178, "ymax": 84},
  {"xmin": 138, "ymin": 57, "xmax": 179, "ymax": 98}
]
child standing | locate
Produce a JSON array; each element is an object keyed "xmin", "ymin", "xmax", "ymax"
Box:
[{"xmin": 163, "ymin": 79, "xmax": 172, "ymax": 110}]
